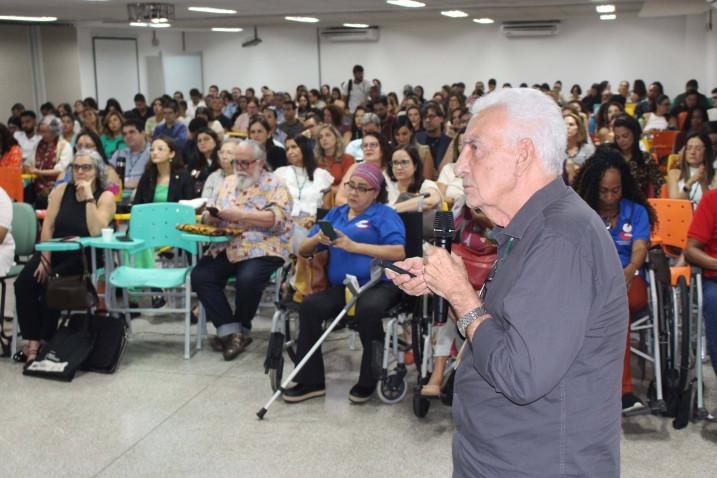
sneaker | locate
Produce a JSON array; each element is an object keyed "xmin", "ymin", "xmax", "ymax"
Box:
[
  {"xmin": 221, "ymin": 333, "xmax": 246, "ymax": 361},
  {"xmin": 283, "ymin": 383, "xmax": 326, "ymax": 403},
  {"xmin": 622, "ymin": 392, "xmax": 646, "ymax": 414},
  {"xmin": 349, "ymin": 384, "xmax": 375, "ymax": 404}
]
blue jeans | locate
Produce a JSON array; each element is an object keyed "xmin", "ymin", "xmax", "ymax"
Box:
[{"xmin": 701, "ymin": 278, "xmax": 717, "ymax": 376}]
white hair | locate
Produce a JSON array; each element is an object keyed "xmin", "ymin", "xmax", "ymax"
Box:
[
  {"xmin": 42, "ymin": 116, "xmax": 62, "ymax": 137},
  {"xmin": 239, "ymin": 139, "xmax": 266, "ymax": 163},
  {"xmin": 470, "ymin": 88, "xmax": 566, "ymax": 176},
  {"xmin": 70, "ymin": 148, "xmax": 108, "ymax": 190}
]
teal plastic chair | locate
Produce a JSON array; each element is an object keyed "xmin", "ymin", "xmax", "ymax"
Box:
[
  {"xmin": 109, "ymin": 203, "xmax": 199, "ymax": 359},
  {"xmin": 3, "ymin": 203, "xmax": 38, "ymax": 357}
]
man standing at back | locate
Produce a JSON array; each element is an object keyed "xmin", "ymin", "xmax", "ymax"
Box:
[
  {"xmin": 416, "ymin": 102, "xmax": 451, "ymax": 169},
  {"xmin": 389, "ymin": 88, "xmax": 626, "ymax": 477},
  {"xmin": 342, "ymin": 64, "xmax": 370, "ymax": 113}
]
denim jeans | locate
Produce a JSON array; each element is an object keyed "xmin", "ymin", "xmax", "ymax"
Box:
[{"xmin": 701, "ymin": 277, "xmax": 717, "ymax": 376}]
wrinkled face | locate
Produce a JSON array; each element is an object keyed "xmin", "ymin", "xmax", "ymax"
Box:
[
  {"xmin": 394, "ymin": 125, "xmax": 412, "ymax": 146},
  {"xmin": 598, "ymin": 168, "xmax": 623, "ymax": 210},
  {"xmin": 285, "ymin": 139, "xmax": 303, "ymax": 167},
  {"xmin": 346, "ymin": 175, "xmax": 378, "ymax": 213},
  {"xmin": 318, "ymin": 128, "xmax": 337, "ymax": 153},
  {"xmin": 565, "ymin": 116, "xmax": 579, "ymax": 139},
  {"xmin": 248, "ymin": 122, "xmax": 268, "ymax": 144},
  {"xmin": 233, "ymin": 144, "xmax": 263, "ymax": 180},
  {"xmin": 218, "ymin": 141, "xmax": 237, "ymax": 172},
  {"xmin": 454, "ymin": 107, "xmax": 519, "ymax": 215},
  {"xmin": 361, "ymin": 136, "xmax": 381, "ymax": 164},
  {"xmin": 196, "ymin": 132, "xmax": 216, "ymax": 155},
  {"xmin": 685, "ymin": 137, "xmax": 706, "ymax": 167},
  {"xmin": 613, "ymin": 126, "xmax": 634, "ymax": 154},
  {"xmin": 151, "ymin": 138, "xmax": 174, "ymax": 164},
  {"xmin": 391, "ymin": 149, "xmax": 415, "ymax": 182},
  {"xmin": 75, "ymin": 134, "xmax": 97, "ymax": 152},
  {"xmin": 71, "ymin": 155, "xmax": 97, "ymax": 185}
]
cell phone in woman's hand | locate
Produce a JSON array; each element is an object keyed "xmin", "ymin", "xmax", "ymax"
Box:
[{"xmin": 318, "ymin": 220, "xmax": 338, "ymax": 241}]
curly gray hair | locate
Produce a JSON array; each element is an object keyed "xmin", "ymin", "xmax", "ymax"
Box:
[
  {"xmin": 69, "ymin": 148, "xmax": 108, "ymax": 192},
  {"xmin": 42, "ymin": 116, "xmax": 62, "ymax": 137}
]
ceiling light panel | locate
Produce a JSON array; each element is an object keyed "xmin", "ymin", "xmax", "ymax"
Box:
[
  {"xmin": 285, "ymin": 16, "xmax": 319, "ymax": 23},
  {"xmin": 441, "ymin": 10, "xmax": 469, "ymax": 18},
  {"xmin": 188, "ymin": 7, "xmax": 237, "ymax": 14},
  {"xmin": 473, "ymin": 18, "xmax": 494, "ymax": 24},
  {"xmin": 596, "ymin": 5, "xmax": 615, "ymax": 13},
  {"xmin": 386, "ymin": 0, "xmax": 425, "ymax": 8},
  {"xmin": 0, "ymin": 15, "xmax": 57, "ymax": 22},
  {"xmin": 343, "ymin": 23, "xmax": 370, "ymax": 28},
  {"xmin": 212, "ymin": 27, "xmax": 243, "ymax": 32},
  {"xmin": 600, "ymin": 14, "xmax": 616, "ymax": 20}
]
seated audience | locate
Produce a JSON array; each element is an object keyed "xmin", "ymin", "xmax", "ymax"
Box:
[
  {"xmin": 110, "ymin": 119, "xmax": 150, "ymax": 190},
  {"xmin": 345, "ymin": 112, "xmax": 381, "ymax": 162},
  {"xmin": 641, "ymin": 95, "xmax": 676, "ymax": 133},
  {"xmin": 232, "ymin": 98, "xmax": 259, "ymax": 135},
  {"xmin": 191, "ymin": 140, "xmax": 292, "ymax": 361},
  {"xmin": 667, "ymin": 132, "xmax": 715, "ymax": 205},
  {"xmin": 336, "ymin": 132, "xmax": 392, "ymax": 206},
  {"xmin": 100, "ymin": 111, "xmax": 126, "ymax": 158},
  {"xmin": 80, "ymin": 107, "xmax": 102, "ymax": 135},
  {"xmin": 133, "ymin": 137, "xmax": 193, "ymax": 205},
  {"xmin": 314, "ymin": 124, "xmax": 355, "ymax": 190},
  {"xmin": 283, "ymin": 162, "xmax": 405, "ymax": 404},
  {"xmin": 202, "ymin": 138, "xmax": 238, "ymax": 201},
  {"xmin": 436, "ymin": 128, "xmax": 465, "ymax": 205},
  {"xmin": 564, "ymin": 112, "xmax": 596, "ymax": 167},
  {"xmin": 674, "ymin": 107, "xmax": 710, "ymax": 152},
  {"xmin": 279, "ymin": 101, "xmax": 305, "ymax": 140},
  {"xmin": 248, "ymin": 116, "xmax": 287, "ymax": 171},
  {"xmin": 153, "ymin": 101, "xmax": 188, "ymax": 149},
  {"xmin": 344, "ymin": 106, "xmax": 367, "ymax": 145},
  {"xmin": 186, "ymin": 127, "xmax": 220, "ymax": 197},
  {"xmin": 611, "ymin": 115, "xmax": 662, "ymax": 198},
  {"xmin": 72, "ymin": 129, "xmax": 122, "ymax": 196},
  {"xmin": 260, "ymin": 105, "xmax": 287, "ymax": 147},
  {"xmin": 595, "ymin": 100, "xmax": 624, "ymax": 144},
  {"xmin": 144, "ymin": 97, "xmax": 164, "ymax": 137},
  {"xmin": 393, "ymin": 115, "xmax": 436, "ymax": 180},
  {"xmin": 386, "ymin": 145, "xmax": 441, "ymax": 212},
  {"xmin": 573, "ymin": 146, "xmax": 656, "ymax": 413},
  {"xmin": 416, "ymin": 102, "xmax": 451, "ymax": 169},
  {"xmin": 24, "ymin": 117, "xmax": 73, "ymax": 208},
  {"xmin": 194, "ymin": 106, "xmax": 225, "ymax": 141},
  {"xmin": 13, "ymin": 110, "xmax": 40, "ymax": 162},
  {"xmin": 60, "ymin": 113, "xmax": 77, "ymax": 145},
  {"xmin": 0, "ymin": 123, "xmax": 22, "ymax": 168},
  {"xmin": 13, "ymin": 149, "xmax": 115, "ymax": 363}
]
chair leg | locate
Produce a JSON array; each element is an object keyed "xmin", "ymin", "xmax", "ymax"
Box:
[
  {"xmin": 184, "ymin": 282, "xmax": 191, "ymax": 360},
  {"xmin": 11, "ymin": 303, "xmax": 18, "ymax": 357},
  {"xmin": 195, "ymin": 303, "xmax": 206, "ymax": 351}
]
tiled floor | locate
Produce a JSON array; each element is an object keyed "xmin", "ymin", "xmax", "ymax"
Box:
[{"xmin": 2, "ymin": 283, "xmax": 716, "ymax": 478}]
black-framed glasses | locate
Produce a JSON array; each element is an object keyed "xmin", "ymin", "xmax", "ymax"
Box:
[
  {"xmin": 233, "ymin": 159, "xmax": 259, "ymax": 169},
  {"xmin": 391, "ymin": 159, "xmax": 411, "ymax": 169},
  {"xmin": 344, "ymin": 181, "xmax": 375, "ymax": 194},
  {"xmin": 71, "ymin": 163, "xmax": 94, "ymax": 172}
]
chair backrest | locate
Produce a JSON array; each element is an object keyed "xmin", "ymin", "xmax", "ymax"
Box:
[
  {"xmin": 11, "ymin": 202, "xmax": 37, "ymax": 256},
  {"xmin": 399, "ymin": 211, "xmax": 423, "ymax": 259},
  {"xmin": 651, "ymin": 130, "xmax": 679, "ymax": 159},
  {"xmin": 677, "ymin": 111, "xmax": 688, "ymax": 131},
  {"xmin": 128, "ymin": 202, "xmax": 198, "ymax": 254},
  {"xmin": 624, "ymin": 103, "xmax": 636, "ymax": 117},
  {"xmin": 0, "ymin": 167, "xmax": 23, "ymax": 202},
  {"xmin": 648, "ymin": 198, "xmax": 693, "ymax": 250}
]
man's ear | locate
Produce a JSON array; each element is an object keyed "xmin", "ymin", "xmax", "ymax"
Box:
[{"xmin": 515, "ymin": 138, "xmax": 534, "ymax": 176}]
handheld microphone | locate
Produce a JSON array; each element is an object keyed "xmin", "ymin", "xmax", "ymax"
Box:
[{"xmin": 432, "ymin": 210, "xmax": 455, "ymax": 324}]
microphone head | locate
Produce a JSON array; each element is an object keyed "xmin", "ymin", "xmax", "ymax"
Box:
[{"xmin": 433, "ymin": 210, "xmax": 455, "ymax": 239}]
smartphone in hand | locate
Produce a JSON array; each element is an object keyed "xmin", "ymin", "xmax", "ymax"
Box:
[
  {"xmin": 206, "ymin": 207, "xmax": 220, "ymax": 218},
  {"xmin": 317, "ymin": 220, "xmax": 338, "ymax": 241},
  {"xmin": 378, "ymin": 260, "xmax": 417, "ymax": 278}
]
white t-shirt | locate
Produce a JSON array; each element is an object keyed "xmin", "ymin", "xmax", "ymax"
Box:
[
  {"xmin": 342, "ymin": 79, "xmax": 371, "ymax": 113},
  {"xmin": 13, "ymin": 131, "xmax": 41, "ymax": 162},
  {"xmin": 274, "ymin": 166, "xmax": 334, "ymax": 217},
  {"xmin": 345, "ymin": 138, "xmax": 363, "ymax": 163},
  {"xmin": 437, "ymin": 163, "xmax": 464, "ymax": 202},
  {"xmin": 386, "ymin": 178, "xmax": 440, "ymax": 206},
  {"xmin": 643, "ymin": 114, "xmax": 668, "ymax": 132},
  {"xmin": 0, "ymin": 187, "xmax": 15, "ymax": 276}
]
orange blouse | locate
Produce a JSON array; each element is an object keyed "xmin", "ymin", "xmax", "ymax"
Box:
[
  {"xmin": 0, "ymin": 145, "xmax": 22, "ymax": 168},
  {"xmin": 320, "ymin": 153, "xmax": 355, "ymax": 186}
]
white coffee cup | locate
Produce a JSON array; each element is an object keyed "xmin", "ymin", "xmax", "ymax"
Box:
[{"xmin": 101, "ymin": 228, "xmax": 113, "ymax": 242}]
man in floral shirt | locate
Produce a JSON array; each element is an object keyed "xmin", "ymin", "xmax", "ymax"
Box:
[{"xmin": 191, "ymin": 139, "xmax": 293, "ymax": 360}]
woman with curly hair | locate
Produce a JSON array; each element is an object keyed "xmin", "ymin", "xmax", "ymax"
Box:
[
  {"xmin": 611, "ymin": 115, "xmax": 662, "ymax": 198},
  {"xmin": 573, "ymin": 145, "xmax": 657, "ymax": 414}
]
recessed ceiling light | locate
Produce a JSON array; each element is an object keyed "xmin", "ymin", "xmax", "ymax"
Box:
[
  {"xmin": 441, "ymin": 10, "xmax": 469, "ymax": 18},
  {"xmin": 149, "ymin": 23, "xmax": 171, "ymax": 28},
  {"xmin": 595, "ymin": 4, "xmax": 615, "ymax": 13},
  {"xmin": 343, "ymin": 23, "xmax": 370, "ymax": 28},
  {"xmin": 130, "ymin": 22, "xmax": 149, "ymax": 27},
  {"xmin": 285, "ymin": 16, "xmax": 319, "ymax": 23},
  {"xmin": 212, "ymin": 27, "xmax": 243, "ymax": 32},
  {"xmin": 600, "ymin": 14, "xmax": 616, "ymax": 20},
  {"xmin": 0, "ymin": 15, "xmax": 57, "ymax": 22},
  {"xmin": 386, "ymin": 0, "xmax": 425, "ymax": 8},
  {"xmin": 473, "ymin": 18, "xmax": 494, "ymax": 24},
  {"xmin": 188, "ymin": 6, "xmax": 237, "ymax": 14}
]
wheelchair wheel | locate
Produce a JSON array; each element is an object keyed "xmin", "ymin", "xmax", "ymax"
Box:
[
  {"xmin": 377, "ymin": 373, "xmax": 408, "ymax": 404},
  {"xmin": 413, "ymin": 388, "xmax": 430, "ymax": 418}
]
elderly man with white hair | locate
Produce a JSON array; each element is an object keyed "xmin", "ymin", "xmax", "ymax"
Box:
[
  {"xmin": 191, "ymin": 140, "xmax": 293, "ymax": 361},
  {"xmin": 24, "ymin": 116, "xmax": 73, "ymax": 208},
  {"xmin": 388, "ymin": 88, "xmax": 626, "ymax": 477}
]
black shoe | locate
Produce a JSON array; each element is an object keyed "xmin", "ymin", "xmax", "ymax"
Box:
[
  {"xmin": 349, "ymin": 383, "xmax": 374, "ymax": 404},
  {"xmin": 283, "ymin": 383, "xmax": 326, "ymax": 403},
  {"xmin": 622, "ymin": 392, "xmax": 645, "ymax": 414},
  {"xmin": 151, "ymin": 295, "xmax": 166, "ymax": 309}
]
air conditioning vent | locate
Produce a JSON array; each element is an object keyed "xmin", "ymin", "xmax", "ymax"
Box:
[
  {"xmin": 320, "ymin": 26, "xmax": 380, "ymax": 43},
  {"xmin": 500, "ymin": 20, "xmax": 560, "ymax": 38}
]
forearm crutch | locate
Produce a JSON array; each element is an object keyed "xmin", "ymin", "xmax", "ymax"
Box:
[{"xmin": 257, "ymin": 270, "xmax": 383, "ymax": 419}]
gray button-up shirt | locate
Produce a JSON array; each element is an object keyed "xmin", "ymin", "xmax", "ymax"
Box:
[{"xmin": 453, "ymin": 178, "xmax": 627, "ymax": 478}]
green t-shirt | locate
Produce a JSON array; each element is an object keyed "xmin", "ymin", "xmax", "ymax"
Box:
[
  {"xmin": 101, "ymin": 135, "xmax": 126, "ymax": 158},
  {"xmin": 153, "ymin": 183, "xmax": 169, "ymax": 202}
]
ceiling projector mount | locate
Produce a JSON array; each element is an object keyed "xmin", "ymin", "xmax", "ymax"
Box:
[
  {"xmin": 242, "ymin": 26, "xmax": 262, "ymax": 47},
  {"xmin": 127, "ymin": 2, "xmax": 175, "ymax": 26}
]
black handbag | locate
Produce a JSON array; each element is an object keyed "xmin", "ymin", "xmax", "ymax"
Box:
[
  {"xmin": 81, "ymin": 313, "xmax": 128, "ymax": 374},
  {"xmin": 42, "ymin": 244, "xmax": 99, "ymax": 311},
  {"xmin": 23, "ymin": 313, "xmax": 96, "ymax": 382}
]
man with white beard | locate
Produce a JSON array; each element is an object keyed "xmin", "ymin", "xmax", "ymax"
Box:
[{"xmin": 191, "ymin": 140, "xmax": 293, "ymax": 360}]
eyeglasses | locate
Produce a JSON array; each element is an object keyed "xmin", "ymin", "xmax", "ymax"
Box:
[
  {"xmin": 233, "ymin": 159, "xmax": 259, "ymax": 169},
  {"xmin": 361, "ymin": 142, "xmax": 379, "ymax": 150},
  {"xmin": 71, "ymin": 163, "xmax": 94, "ymax": 172},
  {"xmin": 344, "ymin": 181, "xmax": 375, "ymax": 194},
  {"xmin": 391, "ymin": 159, "xmax": 411, "ymax": 169}
]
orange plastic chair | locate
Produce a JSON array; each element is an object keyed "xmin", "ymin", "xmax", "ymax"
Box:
[
  {"xmin": 650, "ymin": 130, "xmax": 679, "ymax": 159},
  {"xmin": 677, "ymin": 111, "xmax": 688, "ymax": 131},
  {"xmin": 0, "ymin": 167, "xmax": 24, "ymax": 202},
  {"xmin": 648, "ymin": 198, "xmax": 693, "ymax": 250}
]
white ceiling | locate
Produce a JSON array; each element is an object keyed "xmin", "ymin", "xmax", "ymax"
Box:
[{"xmin": 0, "ymin": 0, "xmax": 710, "ymax": 29}]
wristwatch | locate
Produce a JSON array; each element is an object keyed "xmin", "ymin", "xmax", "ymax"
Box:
[
  {"xmin": 457, "ymin": 305, "xmax": 488, "ymax": 338},
  {"xmin": 683, "ymin": 185, "xmax": 691, "ymax": 193}
]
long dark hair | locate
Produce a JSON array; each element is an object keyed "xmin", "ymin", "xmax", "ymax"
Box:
[
  {"xmin": 248, "ymin": 115, "xmax": 274, "ymax": 152},
  {"xmin": 574, "ymin": 145, "xmax": 657, "ymax": 230},
  {"xmin": 287, "ymin": 135, "xmax": 318, "ymax": 181},
  {"xmin": 681, "ymin": 132, "xmax": 715, "ymax": 185},
  {"xmin": 362, "ymin": 131, "xmax": 392, "ymax": 170},
  {"xmin": 0, "ymin": 123, "xmax": 19, "ymax": 155},
  {"xmin": 596, "ymin": 100, "xmax": 623, "ymax": 131},
  {"xmin": 74, "ymin": 129, "xmax": 108, "ymax": 163},
  {"xmin": 633, "ymin": 79, "xmax": 647, "ymax": 99},
  {"xmin": 350, "ymin": 106, "xmax": 367, "ymax": 141},
  {"xmin": 146, "ymin": 136, "xmax": 185, "ymax": 177},
  {"xmin": 191, "ymin": 127, "xmax": 220, "ymax": 175},
  {"xmin": 683, "ymin": 107, "xmax": 709, "ymax": 133},
  {"xmin": 388, "ymin": 145, "xmax": 423, "ymax": 194},
  {"xmin": 392, "ymin": 115, "xmax": 416, "ymax": 145},
  {"xmin": 611, "ymin": 115, "xmax": 645, "ymax": 165}
]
